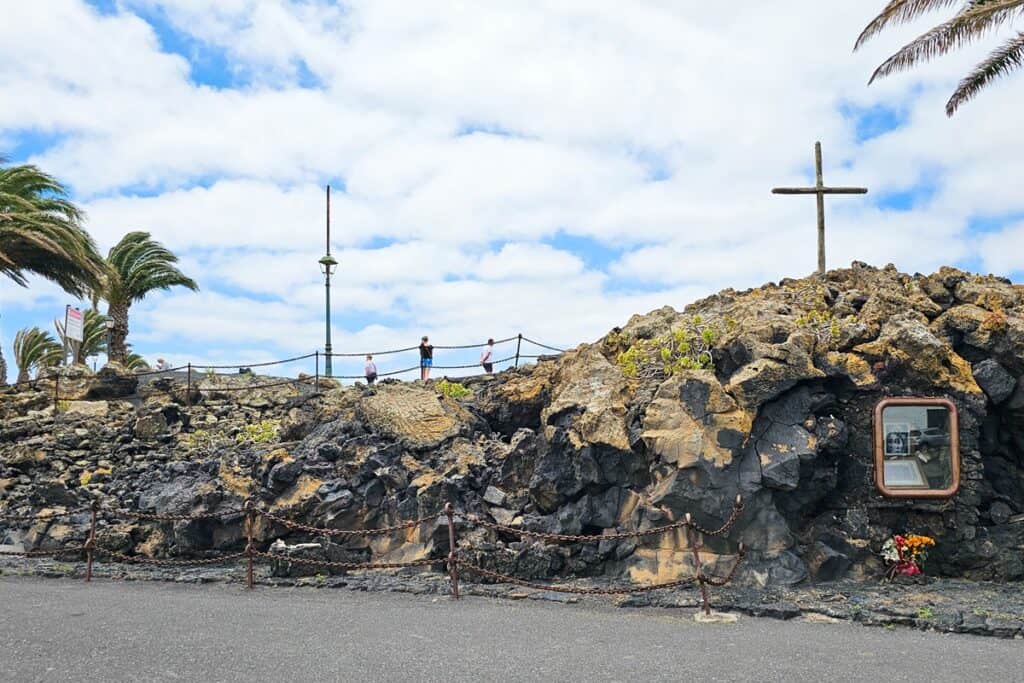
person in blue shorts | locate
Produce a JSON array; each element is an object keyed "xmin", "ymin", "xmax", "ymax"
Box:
[{"xmin": 419, "ymin": 336, "xmax": 434, "ymax": 381}]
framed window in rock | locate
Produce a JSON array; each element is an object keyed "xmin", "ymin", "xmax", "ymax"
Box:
[{"xmin": 873, "ymin": 398, "xmax": 960, "ymax": 498}]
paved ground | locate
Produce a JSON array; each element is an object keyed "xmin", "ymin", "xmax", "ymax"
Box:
[{"xmin": 1, "ymin": 577, "xmax": 1020, "ymax": 682}]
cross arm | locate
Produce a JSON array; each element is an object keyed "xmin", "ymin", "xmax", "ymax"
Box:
[{"xmin": 772, "ymin": 187, "xmax": 868, "ymax": 195}]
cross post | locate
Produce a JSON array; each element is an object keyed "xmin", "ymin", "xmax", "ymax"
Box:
[{"xmin": 772, "ymin": 141, "xmax": 868, "ymax": 274}]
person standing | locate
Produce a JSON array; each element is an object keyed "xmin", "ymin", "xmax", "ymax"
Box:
[
  {"xmin": 480, "ymin": 338, "xmax": 494, "ymax": 374},
  {"xmin": 364, "ymin": 354, "xmax": 377, "ymax": 385},
  {"xmin": 419, "ymin": 336, "xmax": 434, "ymax": 381}
]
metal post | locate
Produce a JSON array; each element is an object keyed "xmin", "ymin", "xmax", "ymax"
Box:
[
  {"xmin": 53, "ymin": 373, "xmax": 60, "ymax": 413},
  {"xmin": 444, "ymin": 502, "xmax": 460, "ymax": 600},
  {"xmin": 514, "ymin": 333, "xmax": 522, "ymax": 369},
  {"xmin": 245, "ymin": 499, "xmax": 255, "ymax": 590},
  {"xmin": 315, "ymin": 350, "xmax": 320, "ymax": 393},
  {"xmin": 323, "ymin": 185, "xmax": 334, "ymax": 378},
  {"xmin": 85, "ymin": 499, "xmax": 98, "ymax": 582},
  {"xmin": 186, "ymin": 362, "xmax": 192, "ymax": 407},
  {"xmin": 814, "ymin": 141, "xmax": 826, "ymax": 274},
  {"xmin": 686, "ymin": 513, "xmax": 711, "ymax": 616}
]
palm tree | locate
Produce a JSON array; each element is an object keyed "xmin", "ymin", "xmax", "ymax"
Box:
[
  {"xmin": 0, "ymin": 158, "xmax": 105, "ymax": 385},
  {"xmin": 98, "ymin": 231, "xmax": 198, "ymax": 363},
  {"xmin": 55, "ymin": 307, "xmax": 108, "ymax": 365},
  {"xmin": 124, "ymin": 349, "xmax": 151, "ymax": 372},
  {"xmin": 855, "ymin": 1, "xmax": 1024, "ymax": 116},
  {"xmin": 13, "ymin": 327, "xmax": 63, "ymax": 384}
]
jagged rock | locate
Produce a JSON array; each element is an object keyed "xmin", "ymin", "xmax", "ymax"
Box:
[
  {"xmin": 973, "ymin": 360, "xmax": 1016, "ymax": 404},
  {"xmin": 87, "ymin": 364, "xmax": 138, "ymax": 399}
]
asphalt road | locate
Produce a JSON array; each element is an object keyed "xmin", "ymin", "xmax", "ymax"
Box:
[{"xmin": 1, "ymin": 577, "xmax": 1021, "ymax": 682}]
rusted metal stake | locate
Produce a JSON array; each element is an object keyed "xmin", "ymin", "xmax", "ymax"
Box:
[
  {"xmin": 314, "ymin": 351, "xmax": 320, "ymax": 394},
  {"xmin": 85, "ymin": 499, "xmax": 98, "ymax": 582},
  {"xmin": 514, "ymin": 334, "xmax": 522, "ymax": 369},
  {"xmin": 54, "ymin": 373, "xmax": 60, "ymax": 413},
  {"xmin": 686, "ymin": 513, "xmax": 711, "ymax": 616},
  {"xmin": 186, "ymin": 362, "xmax": 192, "ymax": 407},
  {"xmin": 445, "ymin": 502, "xmax": 460, "ymax": 600},
  {"xmin": 245, "ymin": 498, "xmax": 255, "ymax": 590}
]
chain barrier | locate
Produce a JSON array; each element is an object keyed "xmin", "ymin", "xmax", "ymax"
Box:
[
  {"xmin": 520, "ymin": 337, "xmax": 568, "ymax": 353},
  {"xmin": 0, "ymin": 505, "xmax": 93, "ymax": 522},
  {"xmin": 258, "ymin": 509, "xmax": 441, "ymax": 537},
  {"xmin": 463, "ymin": 496, "xmax": 744, "ymax": 543},
  {"xmin": 1, "ymin": 496, "xmax": 745, "ymax": 611},
  {"xmin": 459, "ymin": 561, "xmax": 698, "ymax": 595}
]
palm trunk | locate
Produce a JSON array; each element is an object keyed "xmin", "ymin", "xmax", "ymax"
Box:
[{"xmin": 107, "ymin": 301, "xmax": 130, "ymax": 364}]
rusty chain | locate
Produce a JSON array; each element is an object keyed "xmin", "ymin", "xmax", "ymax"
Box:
[
  {"xmin": 113, "ymin": 507, "xmax": 245, "ymax": 522},
  {"xmin": 97, "ymin": 548, "xmax": 247, "ymax": 566},
  {"xmin": 463, "ymin": 498, "xmax": 744, "ymax": 543},
  {"xmin": 254, "ymin": 550, "xmax": 440, "ymax": 571},
  {"xmin": 0, "ymin": 505, "xmax": 93, "ymax": 522},
  {"xmin": 695, "ymin": 548, "xmax": 747, "ymax": 587},
  {"xmin": 0, "ymin": 545, "xmax": 86, "ymax": 558},
  {"xmin": 459, "ymin": 560, "xmax": 697, "ymax": 595},
  {"xmin": 258, "ymin": 509, "xmax": 441, "ymax": 537}
]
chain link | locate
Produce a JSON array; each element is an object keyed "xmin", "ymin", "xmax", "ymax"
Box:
[
  {"xmin": 258, "ymin": 509, "xmax": 440, "ymax": 537},
  {"xmin": 254, "ymin": 551, "xmax": 440, "ymax": 571},
  {"xmin": 114, "ymin": 507, "xmax": 246, "ymax": 522},
  {"xmin": 97, "ymin": 548, "xmax": 247, "ymax": 566},
  {"xmin": 0, "ymin": 505, "xmax": 93, "ymax": 522},
  {"xmin": 0, "ymin": 545, "xmax": 86, "ymax": 558},
  {"xmin": 460, "ymin": 560, "xmax": 697, "ymax": 595},
  {"xmin": 463, "ymin": 501, "xmax": 744, "ymax": 543}
]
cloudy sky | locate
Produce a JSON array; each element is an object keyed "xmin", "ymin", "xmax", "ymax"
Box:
[{"xmin": 2, "ymin": 1, "xmax": 1023, "ymax": 382}]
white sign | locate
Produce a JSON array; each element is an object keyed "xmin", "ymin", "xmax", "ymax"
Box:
[{"xmin": 64, "ymin": 306, "xmax": 84, "ymax": 343}]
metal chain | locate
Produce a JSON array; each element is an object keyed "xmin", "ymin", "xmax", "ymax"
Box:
[
  {"xmin": 254, "ymin": 550, "xmax": 440, "ymax": 571},
  {"xmin": 460, "ymin": 560, "xmax": 696, "ymax": 595},
  {"xmin": 463, "ymin": 501, "xmax": 744, "ymax": 543},
  {"xmin": 695, "ymin": 549, "xmax": 746, "ymax": 587},
  {"xmin": 0, "ymin": 545, "xmax": 86, "ymax": 558},
  {"xmin": 258, "ymin": 509, "xmax": 440, "ymax": 537},
  {"xmin": 97, "ymin": 548, "xmax": 247, "ymax": 566},
  {"xmin": 0, "ymin": 505, "xmax": 93, "ymax": 521},
  {"xmin": 115, "ymin": 507, "xmax": 245, "ymax": 522}
]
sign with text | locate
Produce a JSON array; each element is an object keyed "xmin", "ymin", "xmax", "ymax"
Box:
[{"xmin": 64, "ymin": 305, "xmax": 84, "ymax": 343}]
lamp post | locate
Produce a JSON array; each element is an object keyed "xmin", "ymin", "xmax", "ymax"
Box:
[{"xmin": 319, "ymin": 185, "xmax": 339, "ymax": 377}]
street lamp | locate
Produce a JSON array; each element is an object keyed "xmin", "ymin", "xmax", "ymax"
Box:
[{"xmin": 320, "ymin": 185, "xmax": 339, "ymax": 376}]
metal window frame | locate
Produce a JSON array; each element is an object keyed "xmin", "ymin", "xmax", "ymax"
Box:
[{"xmin": 873, "ymin": 397, "xmax": 961, "ymax": 499}]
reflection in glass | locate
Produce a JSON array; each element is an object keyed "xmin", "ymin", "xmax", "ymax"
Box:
[{"xmin": 881, "ymin": 405, "xmax": 952, "ymax": 490}]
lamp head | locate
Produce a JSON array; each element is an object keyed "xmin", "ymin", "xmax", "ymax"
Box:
[{"xmin": 319, "ymin": 253, "xmax": 338, "ymax": 275}]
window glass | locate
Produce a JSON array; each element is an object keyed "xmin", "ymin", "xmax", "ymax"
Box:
[{"xmin": 875, "ymin": 400, "xmax": 959, "ymax": 498}]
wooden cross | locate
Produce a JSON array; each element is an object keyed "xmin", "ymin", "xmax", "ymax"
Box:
[{"xmin": 772, "ymin": 141, "xmax": 868, "ymax": 274}]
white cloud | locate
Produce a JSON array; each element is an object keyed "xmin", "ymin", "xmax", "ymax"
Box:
[{"xmin": 2, "ymin": 0, "xmax": 1024, "ymax": 382}]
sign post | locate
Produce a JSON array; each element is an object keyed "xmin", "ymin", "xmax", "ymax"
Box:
[{"xmin": 63, "ymin": 306, "xmax": 84, "ymax": 366}]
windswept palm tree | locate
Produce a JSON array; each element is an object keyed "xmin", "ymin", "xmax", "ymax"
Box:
[
  {"xmin": 98, "ymin": 232, "xmax": 198, "ymax": 364},
  {"xmin": 856, "ymin": 1, "xmax": 1024, "ymax": 116},
  {"xmin": 13, "ymin": 327, "xmax": 62, "ymax": 384},
  {"xmin": 55, "ymin": 307, "xmax": 108, "ymax": 365},
  {"xmin": 124, "ymin": 349, "xmax": 151, "ymax": 372},
  {"xmin": 0, "ymin": 158, "xmax": 105, "ymax": 384}
]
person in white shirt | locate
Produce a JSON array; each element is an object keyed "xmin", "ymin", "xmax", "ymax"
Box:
[
  {"xmin": 155, "ymin": 358, "xmax": 171, "ymax": 372},
  {"xmin": 364, "ymin": 354, "xmax": 378, "ymax": 385},
  {"xmin": 480, "ymin": 338, "xmax": 494, "ymax": 374}
]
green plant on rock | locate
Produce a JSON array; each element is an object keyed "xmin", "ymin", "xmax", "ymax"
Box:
[
  {"xmin": 436, "ymin": 379, "xmax": 472, "ymax": 400},
  {"xmin": 795, "ymin": 309, "xmax": 841, "ymax": 348},
  {"xmin": 917, "ymin": 607, "xmax": 934, "ymax": 620},
  {"xmin": 182, "ymin": 428, "xmax": 229, "ymax": 451},
  {"xmin": 616, "ymin": 315, "xmax": 719, "ymax": 379},
  {"xmin": 236, "ymin": 419, "xmax": 280, "ymax": 445}
]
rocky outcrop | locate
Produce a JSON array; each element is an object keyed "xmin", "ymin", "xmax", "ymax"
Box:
[{"xmin": 2, "ymin": 263, "xmax": 1023, "ymax": 587}]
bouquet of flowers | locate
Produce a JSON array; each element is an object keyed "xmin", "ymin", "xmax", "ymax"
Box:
[{"xmin": 881, "ymin": 534, "xmax": 936, "ymax": 579}]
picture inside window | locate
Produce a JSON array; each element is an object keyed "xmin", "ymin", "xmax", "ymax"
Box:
[{"xmin": 877, "ymin": 402, "xmax": 958, "ymax": 495}]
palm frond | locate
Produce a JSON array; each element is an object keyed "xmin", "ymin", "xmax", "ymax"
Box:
[
  {"xmin": 855, "ymin": 0, "xmax": 964, "ymax": 49},
  {"xmin": 13, "ymin": 327, "xmax": 63, "ymax": 382},
  {"xmin": 947, "ymin": 30, "xmax": 1024, "ymax": 112},
  {"xmin": 55, "ymin": 308, "xmax": 109, "ymax": 363},
  {"xmin": 868, "ymin": 1, "xmax": 1024, "ymax": 82}
]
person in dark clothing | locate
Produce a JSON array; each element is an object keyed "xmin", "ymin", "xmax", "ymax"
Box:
[{"xmin": 419, "ymin": 336, "xmax": 433, "ymax": 381}]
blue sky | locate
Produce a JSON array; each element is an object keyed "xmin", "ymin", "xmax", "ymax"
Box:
[{"xmin": 2, "ymin": 1, "xmax": 1023, "ymax": 382}]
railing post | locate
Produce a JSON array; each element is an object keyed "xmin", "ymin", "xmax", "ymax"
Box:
[
  {"xmin": 686, "ymin": 513, "xmax": 711, "ymax": 616},
  {"xmin": 245, "ymin": 498, "xmax": 255, "ymax": 590},
  {"xmin": 85, "ymin": 499, "xmax": 98, "ymax": 582},
  {"xmin": 444, "ymin": 502, "xmax": 460, "ymax": 600},
  {"xmin": 514, "ymin": 333, "xmax": 522, "ymax": 369},
  {"xmin": 186, "ymin": 362, "xmax": 192, "ymax": 407},
  {"xmin": 315, "ymin": 351, "xmax": 320, "ymax": 394},
  {"xmin": 54, "ymin": 373, "xmax": 60, "ymax": 413}
]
